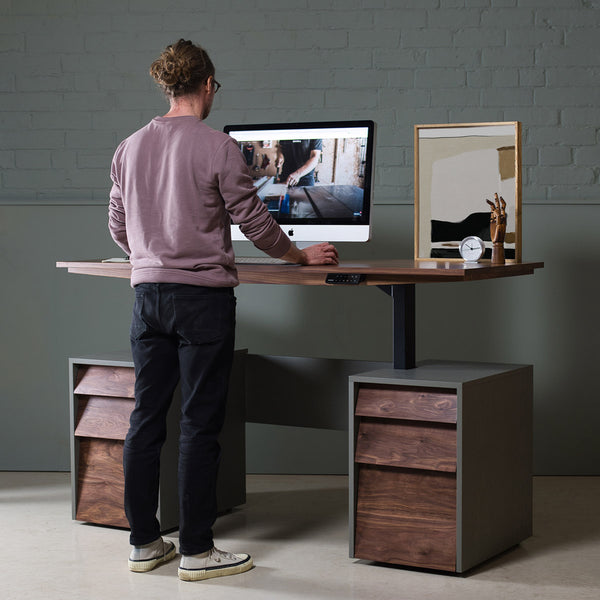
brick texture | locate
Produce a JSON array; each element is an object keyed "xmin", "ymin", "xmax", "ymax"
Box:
[{"xmin": 2, "ymin": 0, "xmax": 599, "ymax": 203}]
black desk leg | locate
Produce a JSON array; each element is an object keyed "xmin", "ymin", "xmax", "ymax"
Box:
[{"xmin": 378, "ymin": 284, "xmax": 416, "ymax": 370}]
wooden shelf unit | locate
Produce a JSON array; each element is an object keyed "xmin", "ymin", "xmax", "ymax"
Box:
[{"xmin": 349, "ymin": 361, "xmax": 533, "ymax": 573}]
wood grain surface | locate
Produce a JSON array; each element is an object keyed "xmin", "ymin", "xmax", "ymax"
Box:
[
  {"xmin": 74, "ymin": 365, "xmax": 135, "ymax": 398},
  {"xmin": 74, "ymin": 396, "xmax": 134, "ymax": 440},
  {"xmin": 355, "ymin": 464, "xmax": 456, "ymax": 571},
  {"xmin": 355, "ymin": 418, "xmax": 457, "ymax": 472},
  {"xmin": 75, "ymin": 438, "xmax": 128, "ymax": 528},
  {"xmin": 57, "ymin": 259, "xmax": 544, "ymax": 286},
  {"xmin": 355, "ymin": 384, "xmax": 457, "ymax": 423}
]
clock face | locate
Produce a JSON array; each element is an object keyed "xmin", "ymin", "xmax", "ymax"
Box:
[{"xmin": 459, "ymin": 236, "xmax": 485, "ymax": 262}]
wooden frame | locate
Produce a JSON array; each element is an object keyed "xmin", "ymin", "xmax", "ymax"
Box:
[{"xmin": 414, "ymin": 122, "xmax": 522, "ymax": 262}]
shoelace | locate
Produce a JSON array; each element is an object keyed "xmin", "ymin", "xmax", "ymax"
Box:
[{"xmin": 211, "ymin": 547, "xmax": 238, "ymax": 562}]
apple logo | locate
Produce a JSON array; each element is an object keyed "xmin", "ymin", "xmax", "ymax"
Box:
[{"xmin": 287, "ymin": 228, "xmax": 294, "ymax": 237}]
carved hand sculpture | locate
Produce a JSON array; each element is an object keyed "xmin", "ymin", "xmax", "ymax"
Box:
[{"xmin": 486, "ymin": 193, "xmax": 507, "ymax": 264}]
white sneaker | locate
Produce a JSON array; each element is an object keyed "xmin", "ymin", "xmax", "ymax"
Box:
[
  {"xmin": 178, "ymin": 546, "xmax": 253, "ymax": 581},
  {"xmin": 128, "ymin": 537, "xmax": 177, "ymax": 572}
]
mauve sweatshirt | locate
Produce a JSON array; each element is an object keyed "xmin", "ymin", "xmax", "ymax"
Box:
[{"xmin": 109, "ymin": 116, "xmax": 291, "ymax": 287}]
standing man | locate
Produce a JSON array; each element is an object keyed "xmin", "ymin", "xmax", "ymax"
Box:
[{"xmin": 109, "ymin": 39, "xmax": 338, "ymax": 583}]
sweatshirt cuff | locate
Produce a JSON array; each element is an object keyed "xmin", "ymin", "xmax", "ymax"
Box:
[{"xmin": 256, "ymin": 232, "xmax": 292, "ymax": 259}]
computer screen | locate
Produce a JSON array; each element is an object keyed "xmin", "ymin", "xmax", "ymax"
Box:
[{"xmin": 223, "ymin": 120, "xmax": 375, "ymax": 243}]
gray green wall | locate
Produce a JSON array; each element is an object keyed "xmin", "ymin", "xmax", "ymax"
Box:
[{"xmin": 2, "ymin": 1, "xmax": 599, "ymax": 474}]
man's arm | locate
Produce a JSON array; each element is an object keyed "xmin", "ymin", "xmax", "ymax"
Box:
[
  {"xmin": 285, "ymin": 149, "xmax": 321, "ymax": 187},
  {"xmin": 108, "ymin": 175, "xmax": 131, "ymax": 256},
  {"xmin": 217, "ymin": 139, "xmax": 337, "ymax": 265}
]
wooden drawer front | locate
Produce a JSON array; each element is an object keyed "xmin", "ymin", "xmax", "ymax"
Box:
[
  {"xmin": 355, "ymin": 418, "xmax": 456, "ymax": 472},
  {"xmin": 74, "ymin": 396, "xmax": 134, "ymax": 441},
  {"xmin": 76, "ymin": 438, "xmax": 128, "ymax": 528},
  {"xmin": 74, "ymin": 365, "xmax": 135, "ymax": 399},
  {"xmin": 355, "ymin": 464, "xmax": 456, "ymax": 571},
  {"xmin": 356, "ymin": 384, "xmax": 456, "ymax": 424}
]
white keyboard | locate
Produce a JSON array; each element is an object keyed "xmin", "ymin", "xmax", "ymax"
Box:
[{"xmin": 234, "ymin": 256, "xmax": 292, "ymax": 265}]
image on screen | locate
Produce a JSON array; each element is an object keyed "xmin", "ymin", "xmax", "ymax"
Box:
[{"xmin": 224, "ymin": 121, "xmax": 375, "ymax": 242}]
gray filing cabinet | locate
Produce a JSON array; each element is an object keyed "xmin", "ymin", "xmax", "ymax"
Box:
[
  {"xmin": 69, "ymin": 350, "xmax": 246, "ymax": 532},
  {"xmin": 349, "ymin": 361, "xmax": 533, "ymax": 573}
]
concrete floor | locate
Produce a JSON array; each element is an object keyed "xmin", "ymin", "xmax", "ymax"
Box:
[{"xmin": 1, "ymin": 472, "xmax": 599, "ymax": 600}]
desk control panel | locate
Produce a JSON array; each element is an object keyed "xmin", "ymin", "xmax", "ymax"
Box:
[{"xmin": 326, "ymin": 273, "xmax": 365, "ymax": 285}]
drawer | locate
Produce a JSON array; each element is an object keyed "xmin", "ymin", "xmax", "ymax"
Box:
[
  {"xmin": 74, "ymin": 396, "xmax": 134, "ymax": 441},
  {"xmin": 355, "ymin": 418, "xmax": 456, "ymax": 472},
  {"xmin": 76, "ymin": 438, "xmax": 129, "ymax": 528},
  {"xmin": 74, "ymin": 365, "xmax": 135, "ymax": 399},
  {"xmin": 355, "ymin": 384, "xmax": 456, "ymax": 424},
  {"xmin": 355, "ymin": 464, "xmax": 456, "ymax": 571}
]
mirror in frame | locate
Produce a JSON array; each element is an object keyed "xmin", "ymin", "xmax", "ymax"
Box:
[{"xmin": 414, "ymin": 122, "xmax": 522, "ymax": 262}]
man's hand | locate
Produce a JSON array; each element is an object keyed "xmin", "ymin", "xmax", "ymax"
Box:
[
  {"xmin": 301, "ymin": 242, "xmax": 339, "ymax": 265},
  {"xmin": 286, "ymin": 171, "xmax": 301, "ymax": 187},
  {"xmin": 280, "ymin": 242, "xmax": 339, "ymax": 265},
  {"xmin": 283, "ymin": 150, "xmax": 321, "ymax": 187}
]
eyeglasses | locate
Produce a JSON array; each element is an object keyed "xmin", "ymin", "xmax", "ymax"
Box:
[{"xmin": 212, "ymin": 79, "xmax": 221, "ymax": 93}]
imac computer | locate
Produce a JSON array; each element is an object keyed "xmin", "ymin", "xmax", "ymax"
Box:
[{"xmin": 223, "ymin": 120, "xmax": 375, "ymax": 243}]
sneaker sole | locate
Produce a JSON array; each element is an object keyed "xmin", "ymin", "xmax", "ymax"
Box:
[
  {"xmin": 178, "ymin": 555, "xmax": 253, "ymax": 581},
  {"xmin": 128, "ymin": 542, "xmax": 177, "ymax": 573}
]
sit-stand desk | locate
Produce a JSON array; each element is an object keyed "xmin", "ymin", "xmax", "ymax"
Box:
[
  {"xmin": 57, "ymin": 259, "xmax": 543, "ymax": 370},
  {"xmin": 57, "ymin": 258, "xmax": 543, "ymax": 573}
]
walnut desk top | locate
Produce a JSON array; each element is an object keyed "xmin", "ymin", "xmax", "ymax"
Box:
[{"xmin": 56, "ymin": 259, "xmax": 544, "ymax": 286}]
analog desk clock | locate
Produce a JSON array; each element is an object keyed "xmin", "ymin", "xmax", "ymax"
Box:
[{"xmin": 459, "ymin": 236, "xmax": 486, "ymax": 262}]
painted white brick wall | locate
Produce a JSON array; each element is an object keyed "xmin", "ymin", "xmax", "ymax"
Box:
[{"xmin": 1, "ymin": 0, "xmax": 599, "ymax": 204}]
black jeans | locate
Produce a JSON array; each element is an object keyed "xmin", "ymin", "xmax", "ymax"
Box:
[{"xmin": 123, "ymin": 283, "xmax": 236, "ymax": 555}]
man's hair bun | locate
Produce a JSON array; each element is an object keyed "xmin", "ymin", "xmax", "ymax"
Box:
[{"xmin": 150, "ymin": 39, "xmax": 214, "ymax": 98}]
